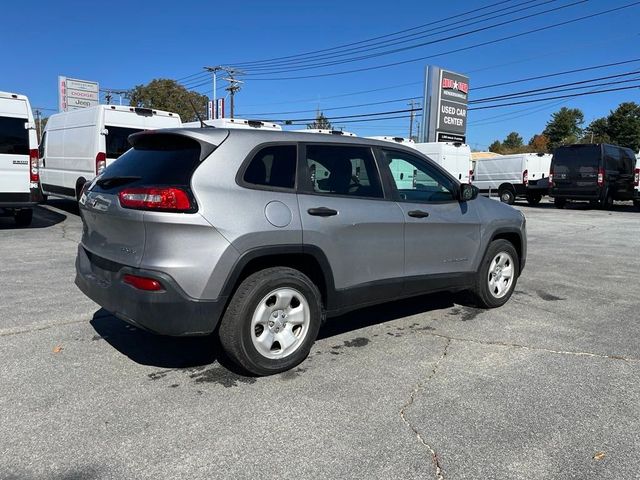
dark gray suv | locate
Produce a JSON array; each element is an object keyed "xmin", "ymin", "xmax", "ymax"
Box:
[{"xmin": 76, "ymin": 128, "xmax": 526, "ymax": 375}]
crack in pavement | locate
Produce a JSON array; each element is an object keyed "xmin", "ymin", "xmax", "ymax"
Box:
[
  {"xmin": 400, "ymin": 337, "xmax": 451, "ymax": 480},
  {"xmin": 420, "ymin": 331, "xmax": 640, "ymax": 364}
]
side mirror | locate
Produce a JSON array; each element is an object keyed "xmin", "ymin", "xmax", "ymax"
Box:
[{"xmin": 459, "ymin": 183, "xmax": 478, "ymax": 202}]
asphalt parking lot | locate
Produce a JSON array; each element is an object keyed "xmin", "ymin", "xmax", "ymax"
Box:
[{"xmin": 1, "ymin": 198, "xmax": 639, "ymax": 480}]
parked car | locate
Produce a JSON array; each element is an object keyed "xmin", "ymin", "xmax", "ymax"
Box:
[
  {"xmin": 550, "ymin": 144, "xmax": 637, "ymax": 209},
  {"xmin": 39, "ymin": 105, "xmax": 181, "ymax": 201},
  {"xmin": 0, "ymin": 91, "xmax": 41, "ymax": 226},
  {"xmin": 75, "ymin": 129, "xmax": 527, "ymax": 375},
  {"xmin": 472, "ymin": 153, "xmax": 552, "ymax": 205}
]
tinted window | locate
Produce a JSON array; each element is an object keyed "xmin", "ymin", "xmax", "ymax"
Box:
[
  {"xmin": 0, "ymin": 116, "xmax": 29, "ymax": 155},
  {"xmin": 305, "ymin": 145, "xmax": 383, "ymax": 198},
  {"xmin": 621, "ymin": 149, "xmax": 636, "ymax": 173},
  {"xmin": 243, "ymin": 145, "xmax": 296, "ymax": 189},
  {"xmin": 105, "ymin": 126, "xmax": 143, "ymax": 159},
  {"xmin": 604, "ymin": 145, "xmax": 622, "ymax": 172},
  {"xmin": 552, "ymin": 145, "xmax": 600, "ymax": 173},
  {"xmin": 93, "ymin": 134, "xmax": 201, "ymax": 193},
  {"xmin": 382, "ymin": 149, "xmax": 456, "ymax": 203}
]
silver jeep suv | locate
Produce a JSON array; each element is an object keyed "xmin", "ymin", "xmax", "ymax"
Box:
[{"xmin": 76, "ymin": 128, "xmax": 526, "ymax": 375}]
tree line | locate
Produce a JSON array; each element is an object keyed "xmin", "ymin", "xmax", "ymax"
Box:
[{"xmin": 487, "ymin": 102, "xmax": 640, "ymax": 154}]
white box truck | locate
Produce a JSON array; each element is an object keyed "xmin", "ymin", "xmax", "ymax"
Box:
[
  {"xmin": 411, "ymin": 142, "xmax": 472, "ymax": 184},
  {"xmin": 0, "ymin": 91, "xmax": 41, "ymax": 226},
  {"xmin": 472, "ymin": 152, "xmax": 552, "ymax": 205},
  {"xmin": 39, "ymin": 105, "xmax": 181, "ymax": 200}
]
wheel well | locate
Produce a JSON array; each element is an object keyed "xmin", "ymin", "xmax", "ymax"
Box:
[
  {"xmin": 498, "ymin": 183, "xmax": 515, "ymax": 193},
  {"xmin": 491, "ymin": 232, "xmax": 522, "ymax": 270},
  {"xmin": 231, "ymin": 253, "xmax": 329, "ymax": 308}
]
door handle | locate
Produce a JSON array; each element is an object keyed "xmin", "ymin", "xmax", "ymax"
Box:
[
  {"xmin": 407, "ymin": 210, "xmax": 430, "ymax": 218},
  {"xmin": 307, "ymin": 207, "xmax": 338, "ymax": 217}
]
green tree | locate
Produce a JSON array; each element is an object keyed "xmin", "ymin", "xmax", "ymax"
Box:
[
  {"xmin": 606, "ymin": 102, "xmax": 640, "ymax": 151},
  {"xmin": 502, "ymin": 131, "xmax": 524, "ymax": 152},
  {"xmin": 129, "ymin": 79, "xmax": 208, "ymax": 123},
  {"xmin": 307, "ymin": 111, "xmax": 332, "ymax": 129},
  {"xmin": 542, "ymin": 107, "xmax": 584, "ymax": 151},
  {"xmin": 488, "ymin": 140, "xmax": 503, "ymax": 153},
  {"xmin": 582, "ymin": 117, "xmax": 610, "ymax": 144}
]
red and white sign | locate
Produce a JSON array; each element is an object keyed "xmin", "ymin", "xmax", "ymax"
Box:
[{"xmin": 58, "ymin": 76, "xmax": 99, "ymax": 112}]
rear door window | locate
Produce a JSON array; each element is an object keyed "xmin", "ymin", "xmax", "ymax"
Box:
[
  {"xmin": 243, "ymin": 145, "xmax": 297, "ymax": 189},
  {"xmin": 0, "ymin": 116, "xmax": 29, "ymax": 155},
  {"xmin": 553, "ymin": 145, "xmax": 600, "ymax": 174},
  {"xmin": 92, "ymin": 134, "xmax": 202, "ymax": 193},
  {"xmin": 304, "ymin": 145, "xmax": 383, "ymax": 199},
  {"xmin": 604, "ymin": 146, "xmax": 622, "ymax": 173},
  {"xmin": 105, "ymin": 126, "xmax": 144, "ymax": 159}
]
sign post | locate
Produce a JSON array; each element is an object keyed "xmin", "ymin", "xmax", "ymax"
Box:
[
  {"xmin": 420, "ymin": 66, "xmax": 469, "ymax": 143},
  {"xmin": 58, "ymin": 76, "xmax": 100, "ymax": 112}
]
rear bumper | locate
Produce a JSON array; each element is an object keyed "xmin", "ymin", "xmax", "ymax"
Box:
[
  {"xmin": 0, "ymin": 189, "xmax": 42, "ymax": 209},
  {"xmin": 75, "ymin": 246, "xmax": 227, "ymax": 336},
  {"xmin": 550, "ymin": 187, "xmax": 601, "ymax": 200}
]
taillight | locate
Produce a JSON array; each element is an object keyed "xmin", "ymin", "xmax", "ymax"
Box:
[
  {"xmin": 29, "ymin": 149, "xmax": 39, "ymax": 184},
  {"xmin": 523, "ymin": 169, "xmax": 528, "ymax": 185},
  {"xmin": 634, "ymin": 168, "xmax": 639, "ymax": 187},
  {"xmin": 96, "ymin": 152, "xmax": 106, "ymax": 175},
  {"xmin": 469, "ymin": 169, "xmax": 474, "ymax": 183},
  {"xmin": 549, "ymin": 168, "xmax": 554, "ymax": 187},
  {"xmin": 123, "ymin": 274, "xmax": 164, "ymax": 291},
  {"xmin": 118, "ymin": 187, "xmax": 194, "ymax": 212},
  {"xmin": 597, "ymin": 168, "xmax": 604, "ymax": 187}
]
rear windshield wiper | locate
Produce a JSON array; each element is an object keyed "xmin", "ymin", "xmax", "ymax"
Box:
[{"xmin": 96, "ymin": 175, "xmax": 141, "ymax": 188}]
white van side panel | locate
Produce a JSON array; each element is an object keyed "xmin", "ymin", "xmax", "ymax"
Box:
[{"xmin": 473, "ymin": 155, "xmax": 526, "ymax": 191}]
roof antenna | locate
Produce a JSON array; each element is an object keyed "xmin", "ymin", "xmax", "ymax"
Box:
[{"xmin": 187, "ymin": 97, "xmax": 210, "ymax": 128}]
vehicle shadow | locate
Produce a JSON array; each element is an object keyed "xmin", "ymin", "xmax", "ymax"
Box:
[
  {"xmin": 0, "ymin": 206, "xmax": 66, "ymax": 230},
  {"xmin": 89, "ymin": 291, "xmax": 462, "ymax": 371},
  {"xmin": 45, "ymin": 198, "xmax": 80, "ymax": 216}
]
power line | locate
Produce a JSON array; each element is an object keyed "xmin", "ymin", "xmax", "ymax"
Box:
[
  {"xmin": 242, "ymin": 0, "xmax": 586, "ymax": 76},
  {"xmin": 244, "ymin": 2, "xmax": 640, "ymax": 81}
]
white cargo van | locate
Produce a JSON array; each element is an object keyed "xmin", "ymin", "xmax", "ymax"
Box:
[
  {"xmin": 293, "ymin": 129, "xmax": 357, "ymax": 137},
  {"xmin": 366, "ymin": 136, "xmax": 415, "ymax": 146},
  {"xmin": 411, "ymin": 142, "xmax": 472, "ymax": 184},
  {"xmin": 40, "ymin": 105, "xmax": 181, "ymax": 200},
  {"xmin": 182, "ymin": 118, "xmax": 282, "ymax": 130},
  {"xmin": 0, "ymin": 91, "xmax": 41, "ymax": 226},
  {"xmin": 472, "ymin": 152, "xmax": 552, "ymax": 205}
]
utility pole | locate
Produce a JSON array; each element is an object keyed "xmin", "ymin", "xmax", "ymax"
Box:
[
  {"xmin": 34, "ymin": 109, "xmax": 42, "ymax": 142},
  {"xmin": 222, "ymin": 68, "xmax": 244, "ymax": 118},
  {"xmin": 408, "ymin": 100, "xmax": 417, "ymax": 140},
  {"xmin": 204, "ymin": 66, "xmax": 224, "ymax": 119}
]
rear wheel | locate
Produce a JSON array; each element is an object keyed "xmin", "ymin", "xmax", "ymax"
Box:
[
  {"xmin": 526, "ymin": 192, "xmax": 542, "ymax": 205},
  {"xmin": 601, "ymin": 193, "xmax": 614, "ymax": 210},
  {"xmin": 499, "ymin": 188, "xmax": 515, "ymax": 205},
  {"xmin": 14, "ymin": 209, "xmax": 33, "ymax": 227},
  {"xmin": 554, "ymin": 197, "xmax": 566, "ymax": 209},
  {"xmin": 473, "ymin": 239, "xmax": 519, "ymax": 308},
  {"xmin": 218, "ymin": 267, "xmax": 322, "ymax": 376},
  {"xmin": 634, "ymin": 199, "xmax": 640, "ymax": 211}
]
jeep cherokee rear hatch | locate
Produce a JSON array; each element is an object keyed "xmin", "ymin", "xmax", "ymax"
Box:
[
  {"xmin": 79, "ymin": 129, "xmax": 226, "ymax": 267},
  {"xmin": 551, "ymin": 144, "xmax": 600, "ymax": 196}
]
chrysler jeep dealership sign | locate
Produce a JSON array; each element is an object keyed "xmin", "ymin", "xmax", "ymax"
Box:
[
  {"xmin": 58, "ymin": 76, "xmax": 99, "ymax": 112},
  {"xmin": 420, "ymin": 66, "xmax": 469, "ymax": 143}
]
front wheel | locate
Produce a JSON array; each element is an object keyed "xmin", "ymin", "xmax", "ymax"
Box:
[
  {"xmin": 473, "ymin": 239, "xmax": 519, "ymax": 308},
  {"xmin": 218, "ymin": 267, "xmax": 322, "ymax": 376}
]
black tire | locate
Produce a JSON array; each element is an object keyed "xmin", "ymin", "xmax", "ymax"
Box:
[
  {"xmin": 218, "ymin": 267, "xmax": 322, "ymax": 376},
  {"xmin": 473, "ymin": 239, "xmax": 519, "ymax": 309},
  {"xmin": 589, "ymin": 200, "xmax": 599, "ymax": 208},
  {"xmin": 601, "ymin": 193, "xmax": 614, "ymax": 210},
  {"xmin": 499, "ymin": 188, "xmax": 516, "ymax": 205},
  {"xmin": 14, "ymin": 209, "xmax": 33, "ymax": 227},
  {"xmin": 554, "ymin": 197, "xmax": 566, "ymax": 209},
  {"xmin": 75, "ymin": 179, "xmax": 87, "ymax": 202},
  {"xmin": 634, "ymin": 199, "xmax": 640, "ymax": 212},
  {"xmin": 526, "ymin": 193, "xmax": 542, "ymax": 205}
]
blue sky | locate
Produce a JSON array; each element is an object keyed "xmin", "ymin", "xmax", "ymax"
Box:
[{"xmin": 2, "ymin": 0, "xmax": 639, "ymax": 149}]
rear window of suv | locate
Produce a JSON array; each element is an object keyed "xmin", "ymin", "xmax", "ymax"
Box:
[
  {"xmin": 92, "ymin": 134, "xmax": 202, "ymax": 192},
  {"xmin": 0, "ymin": 116, "xmax": 29, "ymax": 155}
]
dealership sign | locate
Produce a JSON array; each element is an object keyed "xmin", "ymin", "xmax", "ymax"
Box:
[
  {"xmin": 58, "ymin": 76, "xmax": 99, "ymax": 112},
  {"xmin": 420, "ymin": 66, "xmax": 469, "ymax": 143}
]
